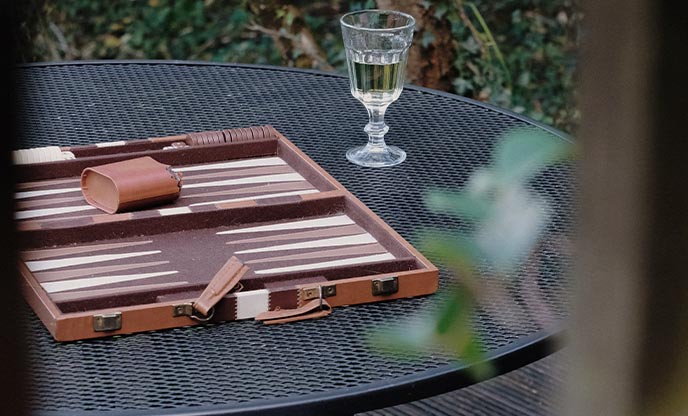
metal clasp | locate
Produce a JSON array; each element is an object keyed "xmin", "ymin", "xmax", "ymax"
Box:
[
  {"xmin": 93, "ymin": 312, "xmax": 122, "ymax": 332},
  {"xmin": 301, "ymin": 284, "xmax": 336, "ymax": 311},
  {"xmin": 372, "ymin": 276, "xmax": 399, "ymax": 296},
  {"xmin": 302, "ymin": 284, "xmax": 336, "ymax": 301}
]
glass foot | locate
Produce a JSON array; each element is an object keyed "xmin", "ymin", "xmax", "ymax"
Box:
[{"xmin": 346, "ymin": 144, "xmax": 406, "ymax": 167}]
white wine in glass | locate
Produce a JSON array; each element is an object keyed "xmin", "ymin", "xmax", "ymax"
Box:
[
  {"xmin": 341, "ymin": 10, "xmax": 415, "ymax": 167},
  {"xmin": 351, "ymin": 60, "xmax": 405, "ymax": 105}
]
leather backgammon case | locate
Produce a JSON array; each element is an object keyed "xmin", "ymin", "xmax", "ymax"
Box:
[{"xmin": 13, "ymin": 126, "xmax": 438, "ymax": 341}]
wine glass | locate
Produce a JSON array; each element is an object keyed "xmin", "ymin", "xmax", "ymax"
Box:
[{"xmin": 340, "ymin": 10, "xmax": 415, "ymax": 167}]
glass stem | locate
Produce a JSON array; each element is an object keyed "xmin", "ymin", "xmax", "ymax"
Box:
[{"xmin": 364, "ymin": 104, "xmax": 390, "ymax": 147}]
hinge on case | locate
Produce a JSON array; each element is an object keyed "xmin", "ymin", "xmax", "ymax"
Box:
[
  {"xmin": 93, "ymin": 312, "xmax": 122, "ymax": 332},
  {"xmin": 172, "ymin": 303, "xmax": 194, "ymax": 317},
  {"xmin": 301, "ymin": 284, "xmax": 336, "ymax": 301},
  {"xmin": 172, "ymin": 256, "xmax": 246, "ymax": 322},
  {"xmin": 172, "ymin": 302, "xmax": 215, "ymax": 322}
]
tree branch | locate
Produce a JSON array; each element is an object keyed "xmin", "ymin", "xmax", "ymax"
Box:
[
  {"xmin": 455, "ymin": 0, "xmax": 487, "ymax": 57},
  {"xmin": 247, "ymin": 22, "xmax": 333, "ymax": 71}
]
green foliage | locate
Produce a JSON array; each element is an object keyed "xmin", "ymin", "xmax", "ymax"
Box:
[
  {"xmin": 446, "ymin": 1, "xmax": 580, "ymax": 131},
  {"xmin": 494, "ymin": 129, "xmax": 575, "ymax": 183},
  {"xmin": 19, "ymin": 0, "xmax": 580, "ymax": 132},
  {"xmin": 22, "ymin": 0, "xmax": 281, "ymax": 63},
  {"xmin": 423, "ymin": 129, "xmax": 574, "ymax": 274},
  {"xmin": 372, "ymin": 129, "xmax": 574, "ymax": 376}
]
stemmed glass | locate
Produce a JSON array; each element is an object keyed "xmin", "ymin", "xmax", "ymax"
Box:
[{"xmin": 340, "ymin": 10, "xmax": 415, "ymax": 167}]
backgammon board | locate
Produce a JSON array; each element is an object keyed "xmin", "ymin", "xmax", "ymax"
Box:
[{"xmin": 14, "ymin": 126, "xmax": 438, "ymax": 341}]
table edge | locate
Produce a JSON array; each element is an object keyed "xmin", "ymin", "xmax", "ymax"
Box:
[{"xmin": 32, "ymin": 327, "xmax": 565, "ymax": 416}]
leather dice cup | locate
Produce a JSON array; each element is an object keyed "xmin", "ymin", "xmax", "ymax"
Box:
[{"xmin": 81, "ymin": 156, "xmax": 183, "ymax": 214}]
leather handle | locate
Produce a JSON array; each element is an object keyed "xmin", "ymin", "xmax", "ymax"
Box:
[
  {"xmin": 255, "ymin": 298, "xmax": 332, "ymax": 325},
  {"xmin": 194, "ymin": 256, "xmax": 248, "ymax": 316}
]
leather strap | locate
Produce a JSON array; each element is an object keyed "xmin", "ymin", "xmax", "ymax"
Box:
[
  {"xmin": 255, "ymin": 298, "xmax": 332, "ymax": 325},
  {"xmin": 194, "ymin": 256, "xmax": 248, "ymax": 316}
]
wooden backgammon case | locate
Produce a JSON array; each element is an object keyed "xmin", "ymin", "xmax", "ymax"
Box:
[{"xmin": 14, "ymin": 126, "xmax": 438, "ymax": 341}]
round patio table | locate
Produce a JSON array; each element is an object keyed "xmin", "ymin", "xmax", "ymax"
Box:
[{"xmin": 17, "ymin": 61, "xmax": 573, "ymax": 415}]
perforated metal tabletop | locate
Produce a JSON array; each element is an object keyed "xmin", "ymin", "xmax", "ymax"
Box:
[{"xmin": 17, "ymin": 61, "xmax": 573, "ymax": 416}]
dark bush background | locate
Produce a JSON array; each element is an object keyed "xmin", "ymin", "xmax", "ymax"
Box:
[{"xmin": 18, "ymin": 0, "xmax": 580, "ymax": 133}]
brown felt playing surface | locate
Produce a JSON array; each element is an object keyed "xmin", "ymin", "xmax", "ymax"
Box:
[
  {"xmin": 21, "ymin": 211, "xmax": 421, "ymax": 312},
  {"xmin": 14, "ymin": 156, "xmax": 321, "ymax": 225}
]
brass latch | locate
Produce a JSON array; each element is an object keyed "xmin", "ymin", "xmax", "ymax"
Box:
[
  {"xmin": 372, "ymin": 276, "xmax": 399, "ymax": 296},
  {"xmin": 93, "ymin": 312, "xmax": 122, "ymax": 332},
  {"xmin": 301, "ymin": 284, "xmax": 336, "ymax": 301}
]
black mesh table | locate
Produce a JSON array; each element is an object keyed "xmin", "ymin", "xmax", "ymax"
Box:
[{"xmin": 17, "ymin": 61, "xmax": 573, "ymax": 416}]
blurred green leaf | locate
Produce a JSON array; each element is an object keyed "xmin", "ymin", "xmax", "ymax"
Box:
[
  {"xmin": 419, "ymin": 232, "xmax": 481, "ymax": 271},
  {"xmin": 434, "ymin": 3, "xmax": 449, "ymax": 19},
  {"xmin": 452, "ymin": 77, "xmax": 474, "ymax": 94},
  {"xmin": 476, "ymin": 186, "xmax": 548, "ymax": 270},
  {"xmin": 421, "ymin": 31, "xmax": 436, "ymax": 48},
  {"xmin": 425, "ymin": 189, "xmax": 492, "ymax": 221},
  {"xmin": 435, "ymin": 287, "xmax": 471, "ymax": 335},
  {"xmin": 285, "ymin": 11, "xmax": 295, "ymax": 27},
  {"xmin": 494, "ymin": 129, "xmax": 574, "ymax": 183}
]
